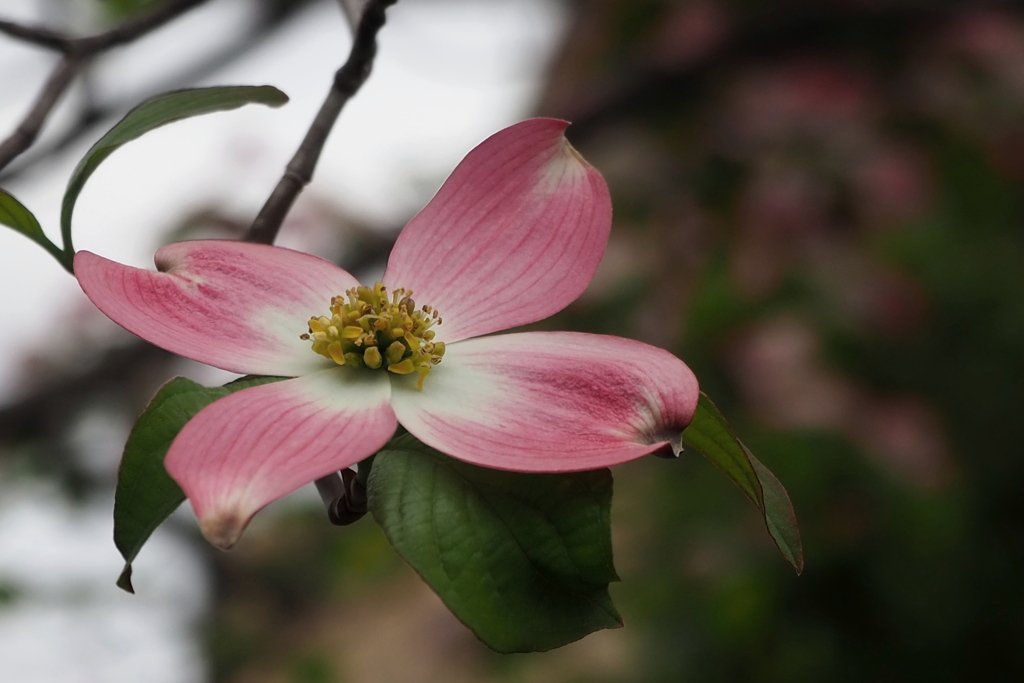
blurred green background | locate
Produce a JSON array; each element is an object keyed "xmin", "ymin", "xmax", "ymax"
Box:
[
  {"xmin": 212, "ymin": 3, "xmax": 1024, "ymax": 679},
  {"xmin": 3, "ymin": 1, "xmax": 1023, "ymax": 681}
]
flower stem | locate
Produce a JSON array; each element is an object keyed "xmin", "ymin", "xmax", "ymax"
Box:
[
  {"xmin": 245, "ymin": 0, "xmax": 399, "ymax": 245},
  {"xmin": 315, "ymin": 465, "xmax": 370, "ymax": 526},
  {"xmin": 0, "ymin": 0, "xmax": 209, "ymax": 173}
]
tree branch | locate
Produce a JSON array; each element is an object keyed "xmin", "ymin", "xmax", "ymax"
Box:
[
  {"xmin": 0, "ymin": 0, "xmax": 210, "ymax": 173},
  {"xmin": 245, "ymin": 0, "xmax": 398, "ymax": 522},
  {"xmin": 0, "ymin": 57, "xmax": 80, "ymax": 170},
  {"xmin": 0, "ymin": 0, "xmax": 208, "ymax": 52},
  {"xmin": 0, "ymin": 18, "xmax": 68, "ymax": 50},
  {"xmin": 245, "ymin": 0, "xmax": 398, "ymax": 245},
  {"xmin": 75, "ymin": 0, "xmax": 210, "ymax": 54},
  {"xmin": 2, "ymin": 0, "xmax": 399, "ymax": 527},
  {"xmin": 0, "ymin": 1, "xmax": 318, "ymax": 184}
]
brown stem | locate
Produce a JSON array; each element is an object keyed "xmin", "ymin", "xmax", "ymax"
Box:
[
  {"xmin": 315, "ymin": 469, "xmax": 368, "ymax": 525},
  {"xmin": 3, "ymin": 0, "xmax": 397, "ymax": 527},
  {"xmin": 0, "ymin": 0, "xmax": 208, "ymax": 53},
  {"xmin": 77, "ymin": 0, "xmax": 209, "ymax": 53},
  {"xmin": 272, "ymin": 0, "xmax": 397, "ymax": 518},
  {"xmin": 0, "ymin": 57, "xmax": 79, "ymax": 172},
  {"xmin": 0, "ymin": 0, "xmax": 210, "ymax": 172},
  {"xmin": 0, "ymin": 18, "xmax": 68, "ymax": 50},
  {"xmin": 245, "ymin": 0, "xmax": 398, "ymax": 245}
]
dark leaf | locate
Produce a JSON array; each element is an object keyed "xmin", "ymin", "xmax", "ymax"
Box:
[
  {"xmin": 0, "ymin": 189, "xmax": 69, "ymax": 269},
  {"xmin": 115, "ymin": 375, "xmax": 285, "ymax": 592},
  {"xmin": 62, "ymin": 85, "xmax": 288, "ymax": 255},
  {"xmin": 368, "ymin": 434, "xmax": 621, "ymax": 653},
  {"xmin": 682, "ymin": 392, "xmax": 804, "ymax": 573}
]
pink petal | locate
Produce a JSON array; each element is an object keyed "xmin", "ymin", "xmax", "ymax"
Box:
[
  {"xmin": 382, "ymin": 119, "xmax": 612, "ymax": 343},
  {"xmin": 165, "ymin": 369, "xmax": 396, "ymax": 549},
  {"xmin": 390, "ymin": 332, "xmax": 699, "ymax": 472},
  {"xmin": 75, "ymin": 241, "xmax": 359, "ymax": 376}
]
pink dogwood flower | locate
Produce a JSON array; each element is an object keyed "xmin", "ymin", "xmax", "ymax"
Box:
[{"xmin": 75, "ymin": 119, "xmax": 699, "ymax": 549}]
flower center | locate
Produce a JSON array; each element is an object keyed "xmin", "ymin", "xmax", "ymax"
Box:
[{"xmin": 301, "ymin": 282, "xmax": 445, "ymax": 388}]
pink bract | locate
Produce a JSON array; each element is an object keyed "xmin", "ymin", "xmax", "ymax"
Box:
[{"xmin": 75, "ymin": 118, "xmax": 699, "ymax": 549}]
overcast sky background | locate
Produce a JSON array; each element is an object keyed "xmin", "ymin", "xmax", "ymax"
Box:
[{"xmin": 0, "ymin": 1, "xmax": 567, "ymax": 680}]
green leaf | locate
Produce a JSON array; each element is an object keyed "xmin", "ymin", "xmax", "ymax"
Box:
[
  {"xmin": 682, "ymin": 392, "xmax": 804, "ymax": 573},
  {"xmin": 368, "ymin": 434, "xmax": 622, "ymax": 653},
  {"xmin": 0, "ymin": 188, "xmax": 45, "ymax": 241},
  {"xmin": 0, "ymin": 188, "xmax": 71, "ymax": 270},
  {"xmin": 114, "ymin": 374, "xmax": 286, "ymax": 593},
  {"xmin": 61, "ymin": 85, "xmax": 288, "ymax": 256}
]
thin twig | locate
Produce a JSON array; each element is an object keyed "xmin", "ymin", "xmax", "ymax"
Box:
[
  {"xmin": 1, "ymin": 1, "xmax": 317, "ymax": 184},
  {"xmin": 245, "ymin": 0, "xmax": 398, "ymax": 245},
  {"xmin": 0, "ymin": 18, "xmax": 68, "ymax": 50},
  {"xmin": 0, "ymin": 0, "xmax": 210, "ymax": 173},
  {"xmin": 0, "ymin": 0, "xmax": 207, "ymax": 53},
  {"xmin": 246, "ymin": 0, "xmax": 398, "ymax": 519},
  {"xmin": 0, "ymin": 57, "xmax": 79, "ymax": 172},
  {"xmin": 75, "ymin": 0, "xmax": 209, "ymax": 54},
  {"xmin": 3, "ymin": 0, "xmax": 397, "ymax": 525}
]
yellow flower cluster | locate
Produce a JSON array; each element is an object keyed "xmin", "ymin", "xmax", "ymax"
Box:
[{"xmin": 302, "ymin": 282, "xmax": 445, "ymax": 387}]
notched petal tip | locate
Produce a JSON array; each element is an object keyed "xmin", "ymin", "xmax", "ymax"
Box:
[
  {"xmin": 75, "ymin": 241, "xmax": 360, "ymax": 376},
  {"xmin": 382, "ymin": 118, "xmax": 613, "ymax": 343},
  {"xmin": 515, "ymin": 116, "xmax": 570, "ymax": 140},
  {"xmin": 649, "ymin": 433, "xmax": 685, "ymax": 459},
  {"xmin": 392, "ymin": 332, "xmax": 699, "ymax": 472},
  {"xmin": 199, "ymin": 510, "xmax": 249, "ymax": 550}
]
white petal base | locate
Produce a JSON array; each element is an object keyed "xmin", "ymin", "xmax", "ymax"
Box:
[{"xmin": 390, "ymin": 332, "xmax": 699, "ymax": 472}]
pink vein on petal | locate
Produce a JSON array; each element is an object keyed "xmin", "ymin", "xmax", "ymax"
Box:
[
  {"xmin": 383, "ymin": 119, "xmax": 612, "ymax": 342},
  {"xmin": 390, "ymin": 332, "xmax": 699, "ymax": 472},
  {"xmin": 165, "ymin": 370, "xmax": 395, "ymax": 549},
  {"xmin": 75, "ymin": 241, "xmax": 360, "ymax": 376}
]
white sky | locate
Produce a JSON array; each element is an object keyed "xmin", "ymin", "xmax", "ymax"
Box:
[{"xmin": 0, "ymin": 0, "xmax": 568, "ymax": 680}]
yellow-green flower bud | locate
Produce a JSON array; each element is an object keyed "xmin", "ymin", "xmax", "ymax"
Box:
[{"xmin": 363, "ymin": 346, "xmax": 383, "ymax": 369}]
